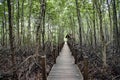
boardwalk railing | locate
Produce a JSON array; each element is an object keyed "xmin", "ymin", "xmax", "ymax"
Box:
[
  {"xmin": 68, "ymin": 42, "xmax": 89, "ymax": 80},
  {"xmin": 40, "ymin": 42, "xmax": 65, "ymax": 80}
]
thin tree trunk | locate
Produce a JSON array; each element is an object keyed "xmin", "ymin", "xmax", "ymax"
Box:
[
  {"xmin": 28, "ymin": 0, "xmax": 32, "ymax": 45},
  {"xmin": 112, "ymin": 0, "xmax": 119, "ymax": 51},
  {"xmin": 35, "ymin": 1, "xmax": 46, "ymax": 79},
  {"xmin": 75, "ymin": 0, "xmax": 82, "ymax": 53},
  {"xmin": 7, "ymin": 0, "xmax": 15, "ymax": 67},
  {"xmin": 119, "ymin": 2, "xmax": 120, "ymax": 28},
  {"xmin": 99, "ymin": 5, "xmax": 107, "ymax": 69},
  {"xmin": 94, "ymin": 0, "xmax": 107, "ymax": 68},
  {"xmin": 93, "ymin": 1, "xmax": 97, "ymax": 48},
  {"xmin": 72, "ymin": 16, "xmax": 76, "ymax": 41},
  {"xmin": 4, "ymin": 1, "xmax": 7, "ymax": 46},
  {"xmin": 16, "ymin": 0, "xmax": 20, "ymax": 46},
  {"xmin": 2, "ymin": 1, "xmax": 7, "ymax": 47},
  {"xmin": 119, "ymin": 2, "xmax": 120, "ymax": 51},
  {"xmin": 86, "ymin": 17, "xmax": 93, "ymax": 46},
  {"xmin": 7, "ymin": 0, "xmax": 17, "ymax": 79},
  {"xmin": 107, "ymin": 0, "xmax": 112, "ymax": 41},
  {"xmin": 35, "ymin": 0, "xmax": 46, "ymax": 55},
  {"xmin": 21, "ymin": 0, "xmax": 25, "ymax": 46},
  {"xmin": 41, "ymin": 0, "xmax": 46, "ymax": 50},
  {"xmin": 2, "ymin": 17, "xmax": 5, "ymax": 46}
]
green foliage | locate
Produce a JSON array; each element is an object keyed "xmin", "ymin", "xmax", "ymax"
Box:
[{"xmin": 0, "ymin": 0, "xmax": 119, "ymax": 45}]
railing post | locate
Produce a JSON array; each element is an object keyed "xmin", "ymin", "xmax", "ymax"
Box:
[
  {"xmin": 83, "ymin": 56, "xmax": 88, "ymax": 80},
  {"xmin": 74, "ymin": 48, "xmax": 77, "ymax": 64},
  {"xmin": 71, "ymin": 47, "xmax": 74, "ymax": 56},
  {"xmin": 41, "ymin": 55, "xmax": 47, "ymax": 80},
  {"xmin": 53, "ymin": 48, "xmax": 56, "ymax": 63}
]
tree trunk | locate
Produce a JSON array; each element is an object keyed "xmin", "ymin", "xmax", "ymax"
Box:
[
  {"xmin": 27, "ymin": 0, "xmax": 32, "ymax": 45},
  {"xmin": 16, "ymin": 0, "xmax": 20, "ymax": 46},
  {"xmin": 99, "ymin": 5, "xmax": 107, "ymax": 69},
  {"xmin": 107, "ymin": 0, "xmax": 112, "ymax": 41},
  {"xmin": 75, "ymin": 0, "xmax": 82, "ymax": 54},
  {"xmin": 2, "ymin": 1, "xmax": 7, "ymax": 47},
  {"xmin": 7, "ymin": 0, "xmax": 15, "ymax": 67},
  {"xmin": 4, "ymin": 1, "xmax": 7, "ymax": 46},
  {"xmin": 93, "ymin": 1, "xmax": 97, "ymax": 48},
  {"xmin": 2, "ymin": 17, "xmax": 5, "ymax": 46},
  {"xmin": 112, "ymin": 0, "xmax": 119, "ymax": 51},
  {"xmin": 94, "ymin": 0, "xmax": 107, "ymax": 68},
  {"xmin": 42, "ymin": 0, "xmax": 46, "ymax": 50},
  {"xmin": 119, "ymin": 1, "xmax": 120, "ymax": 51},
  {"xmin": 7, "ymin": 0, "xmax": 17, "ymax": 79},
  {"xmin": 86, "ymin": 17, "xmax": 93, "ymax": 46},
  {"xmin": 21, "ymin": 0, "xmax": 25, "ymax": 46}
]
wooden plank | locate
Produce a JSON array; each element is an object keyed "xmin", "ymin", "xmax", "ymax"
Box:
[{"xmin": 47, "ymin": 43, "xmax": 83, "ymax": 80}]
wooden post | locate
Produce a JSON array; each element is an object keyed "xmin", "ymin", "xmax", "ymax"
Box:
[
  {"xmin": 41, "ymin": 55, "xmax": 47, "ymax": 80},
  {"xmin": 53, "ymin": 48, "xmax": 56, "ymax": 63},
  {"xmin": 74, "ymin": 48, "xmax": 77, "ymax": 64},
  {"xmin": 71, "ymin": 47, "xmax": 74, "ymax": 56},
  {"xmin": 57, "ymin": 45, "xmax": 59, "ymax": 56},
  {"xmin": 83, "ymin": 56, "xmax": 88, "ymax": 80}
]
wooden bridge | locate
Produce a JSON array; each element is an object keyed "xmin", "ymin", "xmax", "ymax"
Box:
[{"xmin": 47, "ymin": 42, "xmax": 83, "ymax": 80}]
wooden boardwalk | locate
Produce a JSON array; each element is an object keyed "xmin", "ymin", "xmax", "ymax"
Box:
[{"xmin": 47, "ymin": 42, "xmax": 83, "ymax": 80}]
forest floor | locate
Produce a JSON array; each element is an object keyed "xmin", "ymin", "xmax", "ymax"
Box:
[
  {"xmin": 0, "ymin": 42, "xmax": 120, "ymax": 80},
  {"xmin": 0, "ymin": 42, "xmax": 60, "ymax": 80},
  {"xmin": 72, "ymin": 44, "xmax": 120, "ymax": 80}
]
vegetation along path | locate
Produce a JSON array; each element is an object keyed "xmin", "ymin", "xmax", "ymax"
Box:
[{"xmin": 47, "ymin": 42, "xmax": 83, "ymax": 80}]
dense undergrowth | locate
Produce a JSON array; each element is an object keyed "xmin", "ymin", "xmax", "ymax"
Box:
[
  {"xmin": 68, "ymin": 42, "xmax": 120, "ymax": 80},
  {"xmin": 0, "ymin": 41, "xmax": 120, "ymax": 80},
  {"xmin": 0, "ymin": 42, "xmax": 64, "ymax": 80}
]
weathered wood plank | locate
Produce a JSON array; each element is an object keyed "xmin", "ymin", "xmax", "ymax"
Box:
[{"xmin": 47, "ymin": 42, "xmax": 83, "ymax": 80}]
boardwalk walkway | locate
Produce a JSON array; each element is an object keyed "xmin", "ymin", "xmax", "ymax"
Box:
[{"xmin": 47, "ymin": 42, "xmax": 83, "ymax": 80}]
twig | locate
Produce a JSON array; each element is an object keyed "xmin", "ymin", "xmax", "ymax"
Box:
[{"xmin": 112, "ymin": 75, "xmax": 120, "ymax": 80}]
